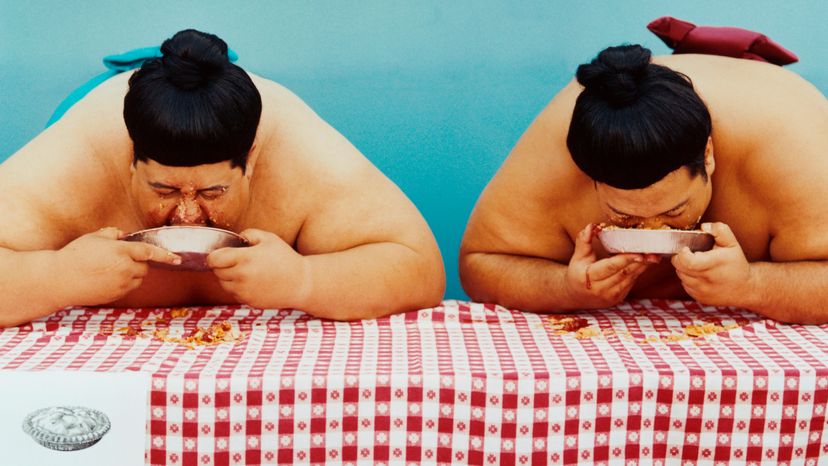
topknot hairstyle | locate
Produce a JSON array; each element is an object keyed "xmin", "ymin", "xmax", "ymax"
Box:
[
  {"xmin": 124, "ymin": 29, "xmax": 262, "ymax": 170},
  {"xmin": 566, "ymin": 44, "xmax": 712, "ymax": 189}
]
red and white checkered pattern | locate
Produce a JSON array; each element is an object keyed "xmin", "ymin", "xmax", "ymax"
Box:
[{"xmin": 2, "ymin": 299, "xmax": 827, "ymax": 465}]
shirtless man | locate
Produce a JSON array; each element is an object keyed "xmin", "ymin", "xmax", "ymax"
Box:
[
  {"xmin": 0, "ymin": 29, "xmax": 445, "ymax": 327},
  {"xmin": 460, "ymin": 44, "xmax": 828, "ymax": 324}
]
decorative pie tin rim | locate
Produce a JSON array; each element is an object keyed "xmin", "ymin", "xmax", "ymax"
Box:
[{"xmin": 22, "ymin": 406, "xmax": 111, "ymax": 451}]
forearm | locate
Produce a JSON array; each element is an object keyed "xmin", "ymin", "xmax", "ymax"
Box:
[
  {"xmin": 0, "ymin": 249, "xmax": 67, "ymax": 327},
  {"xmin": 738, "ymin": 261, "xmax": 828, "ymax": 324},
  {"xmin": 460, "ymin": 252, "xmax": 580, "ymax": 312},
  {"xmin": 295, "ymin": 242, "xmax": 445, "ymax": 320}
]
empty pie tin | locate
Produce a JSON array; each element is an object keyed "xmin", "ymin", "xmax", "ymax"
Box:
[{"xmin": 598, "ymin": 228, "xmax": 715, "ymax": 255}]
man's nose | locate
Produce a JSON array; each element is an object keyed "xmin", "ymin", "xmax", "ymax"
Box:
[
  {"xmin": 639, "ymin": 218, "xmax": 666, "ymax": 229},
  {"xmin": 169, "ymin": 196, "xmax": 207, "ymax": 225}
]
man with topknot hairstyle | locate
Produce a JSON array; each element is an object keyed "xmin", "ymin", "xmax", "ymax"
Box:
[
  {"xmin": 0, "ymin": 29, "xmax": 445, "ymax": 326},
  {"xmin": 460, "ymin": 44, "xmax": 828, "ymax": 324}
]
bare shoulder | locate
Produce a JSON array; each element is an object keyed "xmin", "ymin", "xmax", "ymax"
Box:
[
  {"xmin": 462, "ymin": 80, "xmax": 592, "ymax": 262},
  {"xmin": 248, "ymin": 74, "xmax": 435, "ymax": 255},
  {"xmin": 707, "ymin": 61, "xmax": 828, "ymax": 260},
  {"xmin": 0, "ymin": 73, "xmax": 130, "ymax": 250},
  {"xmin": 656, "ymin": 55, "xmax": 827, "ymax": 149},
  {"xmin": 250, "ymin": 73, "xmax": 365, "ymax": 175},
  {"xmin": 748, "ymin": 110, "xmax": 828, "ymax": 261},
  {"xmin": 652, "ymin": 56, "xmax": 828, "ymax": 260}
]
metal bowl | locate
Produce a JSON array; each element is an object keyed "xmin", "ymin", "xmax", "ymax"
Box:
[
  {"xmin": 122, "ymin": 226, "xmax": 248, "ymax": 271},
  {"xmin": 597, "ymin": 228, "xmax": 715, "ymax": 255}
]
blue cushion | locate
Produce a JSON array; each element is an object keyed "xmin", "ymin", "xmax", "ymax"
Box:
[{"xmin": 46, "ymin": 46, "xmax": 238, "ymax": 127}]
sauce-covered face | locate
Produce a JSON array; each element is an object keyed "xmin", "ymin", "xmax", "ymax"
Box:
[
  {"xmin": 130, "ymin": 159, "xmax": 250, "ymax": 230},
  {"xmin": 595, "ymin": 165, "xmax": 713, "ymax": 230},
  {"xmin": 594, "ymin": 138, "xmax": 715, "ymax": 230}
]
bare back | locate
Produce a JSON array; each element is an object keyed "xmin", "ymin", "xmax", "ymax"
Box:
[{"xmin": 462, "ymin": 54, "xmax": 828, "ymax": 298}]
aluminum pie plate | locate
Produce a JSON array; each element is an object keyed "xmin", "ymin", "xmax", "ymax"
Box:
[
  {"xmin": 597, "ymin": 228, "xmax": 715, "ymax": 255},
  {"xmin": 22, "ymin": 406, "xmax": 111, "ymax": 451},
  {"xmin": 122, "ymin": 226, "xmax": 248, "ymax": 271}
]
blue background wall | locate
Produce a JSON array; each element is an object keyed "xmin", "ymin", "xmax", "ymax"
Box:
[{"xmin": 1, "ymin": 1, "xmax": 826, "ymax": 300}]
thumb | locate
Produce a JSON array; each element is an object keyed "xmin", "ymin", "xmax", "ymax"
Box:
[
  {"xmin": 701, "ymin": 222, "xmax": 738, "ymax": 248},
  {"xmin": 570, "ymin": 223, "xmax": 597, "ymax": 264},
  {"xmin": 239, "ymin": 228, "xmax": 273, "ymax": 246},
  {"xmin": 93, "ymin": 226, "xmax": 124, "ymax": 240}
]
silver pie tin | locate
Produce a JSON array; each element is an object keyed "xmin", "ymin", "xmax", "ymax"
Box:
[
  {"xmin": 22, "ymin": 406, "xmax": 111, "ymax": 451},
  {"xmin": 122, "ymin": 226, "xmax": 248, "ymax": 271},
  {"xmin": 598, "ymin": 228, "xmax": 715, "ymax": 255}
]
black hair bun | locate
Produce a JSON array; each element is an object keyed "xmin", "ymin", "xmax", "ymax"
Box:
[
  {"xmin": 576, "ymin": 44, "xmax": 652, "ymax": 105},
  {"xmin": 160, "ymin": 29, "xmax": 230, "ymax": 90}
]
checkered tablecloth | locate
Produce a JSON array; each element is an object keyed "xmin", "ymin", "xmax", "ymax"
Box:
[{"xmin": 1, "ymin": 299, "xmax": 827, "ymax": 465}]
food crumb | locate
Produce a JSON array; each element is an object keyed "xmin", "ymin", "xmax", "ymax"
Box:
[
  {"xmin": 117, "ymin": 320, "xmax": 244, "ymax": 349},
  {"xmin": 170, "ymin": 308, "xmax": 189, "ymax": 318},
  {"xmin": 574, "ymin": 326, "xmax": 601, "ymax": 339},
  {"xmin": 547, "ymin": 316, "xmax": 590, "ymax": 332}
]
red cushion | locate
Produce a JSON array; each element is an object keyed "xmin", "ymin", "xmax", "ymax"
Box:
[{"xmin": 647, "ymin": 16, "xmax": 798, "ymax": 66}]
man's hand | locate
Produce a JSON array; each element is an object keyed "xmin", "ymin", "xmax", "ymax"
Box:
[
  {"xmin": 564, "ymin": 224, "xmax": 654, "ymax": 308},
  {"xmin": 672, "ymin": 222, "xmax": 752, "ymax": 306},
  {"xmin": 56, "ymin": 227, "xmax": 181, "ymax": 305},
  {"xmin": 207, "ymin": 229, "xmax": 310, "ymax": 309}
]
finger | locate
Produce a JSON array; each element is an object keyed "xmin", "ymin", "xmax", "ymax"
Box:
[
  {"xmin": 211, "ymin": 265, "xmax": 238, "ymax": 281},
  {"xmin": 601, "ymin": 272, "xmax": 640, "ymax": 304},
  {"xmin": 571, "ymin": 224, "xmax": 597, "ymax": 263},
  {"xmin": 596, "ymin": 261, "xmax": 648, "ymax": 291},
  {"xmin": 93, "ymin": 227, "xmax": 124, "ymax": 240},
  {"xmin": 130, "ymin": 261, "xmax": 150, "ymax": 279},
  {"xmin": 672, "ymin": 246, "xmax": 720, "ymax": 274},
  {"xmin": 125, "ymin": 277, "xmax": 144, "ymax": 293},
  {"xmin": 643, "ymin": 254, "xmax": 662, "ymax": 264},
  {"xmin": 239, "ymin": 228, "xmax": 272, "ymax": 246},
  {"xmin": 589, "ymin": 254, "xmax": 644, "ymax": 281},
  {"xmin": 675, "ymin": 268, "xmax": 709, "ymax": 289},
  {"xmin": 609, "ymin": 279, "xmax": 636, "ymax": 303},
  {"xmin": 214, "ymin": 273, "xmax": 241, "ymax": 296},
  {"xmin": 618, "ymin": 264, "xmax": 651, "ymax": 300},
  {"xmin": 678, "ymin": 279, "xmax": 701, "ymax": 300},
  {"xmin": 702, "ymin": 222, "xmax": 738, "ymax": 248},
  {"xmin": 207, "ymin": 247, "xmax": 242, "ymax": 269},
  {"xmin": 125, "ymin": 243, "xmax": 182, "ymax": 265}
]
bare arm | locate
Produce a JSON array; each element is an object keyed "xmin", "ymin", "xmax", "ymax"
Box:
[
  {"xmin": 459, "ymin": 82, "xmax": 648, "ymax": 311},
  {"xmin": 292, "ymin": 145, "xmax": 445, "ymax": 320},
  {"xmin": 210, "ymin": 85, "xmax": 445, "ymax": 319},
  {"xmin": 0, "ymin": 248, "xmax": 66, "ymax": 327},
  {"xmin": 672, "ymin": 222, "xmax": 828, "ymax": 325},
  {"xmin": 460, "ymin": 83, "xmax": 578, "ymax": 309},
  {"xmin": 0, "ymin": 237, "xmax": 182, "ymax": 328},
  {"xmin": 673, "ymin": 83, "xmax": 828, "ymax": 324},
  {"xmin": 739, "ymin": 262, "xmax": 828, "ymax": 324},
  {"xmin": 740, "ymin": 79, "xmax": 828, "ymax": 323},
  {"xmin": 299, "ymin": 241, "xmax": 442, "ymax": 320},
  {"xmin": 0, "ymin": 120, "xmax": 86, "ymax": 325},
  {"xmin": 0, "ymin": 103, "xmax": 176, "ymax": 327}
]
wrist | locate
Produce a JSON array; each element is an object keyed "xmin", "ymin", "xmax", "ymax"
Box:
[
  {"xmin": 289, "ymin": 255, "xmax": 314, "ymax": 310},
  {"xmin": 42, "ymin": 250, "xmax": 76, "ymax": 310},
  {"xmin": 735, "ymin": 262, "xmax": 763, "ymax": 310},
  {"xmin": 558, "ymin": 267, "xmax": 584, "ymax": 311}
]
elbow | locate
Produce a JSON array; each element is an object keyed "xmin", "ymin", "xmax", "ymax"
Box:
[
  {"xmin": 423, "ymin": 256, "xmax": 447, "ymax": 308},
  {"xmin": 380, "ymin": 252, "xmax": 447, "ymax": 318},
  {"xmin": 458, "ymin": 250, "xmax": 494, "ymax": 304},
  {"xmin": 403, "ymin": 239, "xmax": 446, "ymax": 311},
  {"xmin": 0, "ymin": 314, "xmax": 25, "ymax": 329},
  {"xmin": 386, "ymin": 254, "xmax": 446, "ymax": 317}
]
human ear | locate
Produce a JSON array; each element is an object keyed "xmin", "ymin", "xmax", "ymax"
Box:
[{"xmin": 704, "ymin": 137, "xmax": 715, "ymax": 177}]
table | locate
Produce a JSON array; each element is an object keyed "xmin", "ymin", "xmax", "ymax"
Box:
[{"xmin": 1, "ymin": 300, "xmax": 827, "ymax": 465}]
